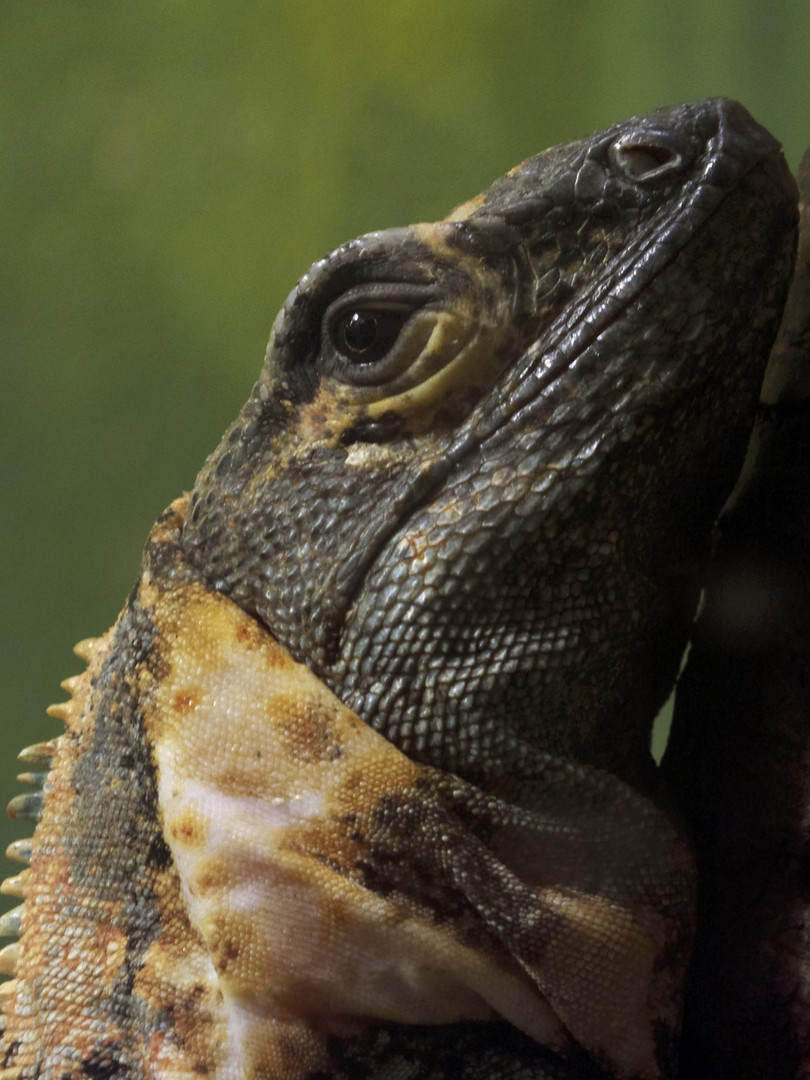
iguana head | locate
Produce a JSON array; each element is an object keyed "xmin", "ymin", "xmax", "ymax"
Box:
[{"xmin": 182, "ymin": 97, "xmax": 796, "ymax": 795}]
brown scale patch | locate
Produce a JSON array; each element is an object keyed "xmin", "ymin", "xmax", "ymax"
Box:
[
  {"xmin": 339, "ymin": 767, "xmax": 373, "ymax": 797},
  {"xmin": 208, "ymin": 769, "xmax": 254, "ymax": 799},
  {"xmin": 194, "ymin": 859, "xmax": 234, "ymax": 894},
  {"xmin": 243, "ymin": 1018, "xmax": 329, "ymax": 1080},
  {"xmin": 170, "ymin": 806, "xmax": 208, "ymax": 849},
  {"xmin": 172, "ymin": 686, "xmax": 202, "ymax": 715},
  {"xmin": 279, "ymin": 698, "xmax": 346, "ymax": 764},
  {"xmin": 234, "ymin": 616, "xmax": 285, "ymax": 658},
  {"xmin": 208, "ymin": 929, "xmax": 241, "ymax": 977},
  {"xmin": 278, "ymin": 814, "xmax": 372, "ymax": 885}
]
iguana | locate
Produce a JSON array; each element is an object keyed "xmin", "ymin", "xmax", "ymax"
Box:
[{"xmin": 0, "ymin": 98, "xmax": 797, "ymax": 1079}]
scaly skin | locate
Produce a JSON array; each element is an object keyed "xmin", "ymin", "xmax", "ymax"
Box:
[{"xmin": 0, "ymin": 99, "xmax": 797, "ymax": 1079}]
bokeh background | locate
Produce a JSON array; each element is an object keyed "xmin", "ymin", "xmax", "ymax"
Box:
[{"xmin": 3, "ymin": 0, "xmax": 810, "ymax": 902}]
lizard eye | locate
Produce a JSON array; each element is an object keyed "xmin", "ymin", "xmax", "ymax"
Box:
[
  {"xmin": 332, "ymin": 305, "xmax": 413, "ymax": 365},
  {"xmin": 322, "ymin": 284, "xmax": 438, "ymax": 386}
]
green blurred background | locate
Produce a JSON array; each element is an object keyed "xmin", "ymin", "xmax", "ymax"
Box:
[{"xmin": 2, "ymin": 0, "xmax": 810, "ymax": 900}]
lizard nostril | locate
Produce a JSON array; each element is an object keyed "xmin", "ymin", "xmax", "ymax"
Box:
[{"xmin": 611, "ymin": 140, "xmax": 684, "ymax": 182}]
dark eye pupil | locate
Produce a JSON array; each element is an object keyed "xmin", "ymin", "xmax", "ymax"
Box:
[
  {"xmin": 342, "ymin": 311, "xmax": 379, "ymax": 353},
  {"xmin": 333, "ymin": 306, "xmax": 410, "ymax": 365}
]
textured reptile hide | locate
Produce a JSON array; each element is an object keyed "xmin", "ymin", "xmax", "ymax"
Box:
[{"xmin": 0, "ymin": 99, "xmax": 798, "ymax": 1079}]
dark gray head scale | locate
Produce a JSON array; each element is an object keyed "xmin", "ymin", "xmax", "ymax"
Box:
[{"xmin": 182, "ymin": 98, "xmax": 796, "ymax": 796}]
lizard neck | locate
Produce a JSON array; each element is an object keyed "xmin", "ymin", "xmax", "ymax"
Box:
[{"xmin": 1, "ymin": 606, "xmax": 227, "ymax": 1078}]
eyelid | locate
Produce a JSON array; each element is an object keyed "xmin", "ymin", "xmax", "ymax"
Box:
[
  {"xmin": 330, "ymin": 299, "xmax": 415, "ymax": 321},
  {"xmin": 322, "ymin": 281, "xmax": 438, "ymax": 321}
]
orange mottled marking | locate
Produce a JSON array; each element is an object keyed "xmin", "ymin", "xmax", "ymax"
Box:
[
  {"xmin": 444, "ymin": 192, "xmax": 487, "ymax": 221},
  {"xmin": 169, "ymin": 806, "xmax": 208, "ymax": 849},
  {"xmin": 278, "ymin": 699, "xmax": 345, "ymax": 764},
  {"xmin": 172, "ymin": 687, "xmax": 202, "ymax": 715}
]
